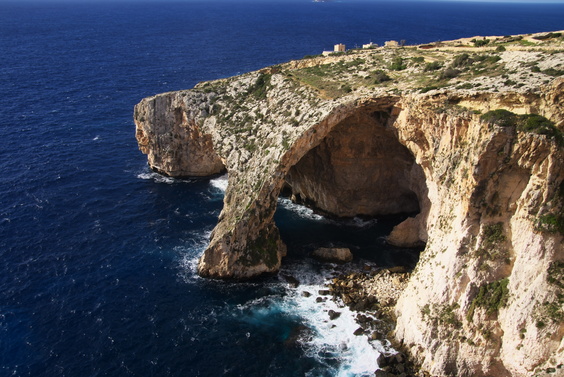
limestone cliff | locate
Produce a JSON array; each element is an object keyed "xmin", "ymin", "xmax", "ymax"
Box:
[{"xmin": 135, "ymin": 32, "xmax": 564, "ymax": 376}]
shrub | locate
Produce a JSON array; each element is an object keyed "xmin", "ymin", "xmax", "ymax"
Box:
[
  {"xmin": 420, "ymin": 85, "xmax": 440, "ymax": 93},
  {"xmin": 480, "ymin": 109, "xmax": 519, "ymax": 127},
  {"xmin": 424, "ymin": 61, "xmax": 443, "ymax": 72},
  {"xmin": 467, "ymin": 278, "xmax": 510, "ymax": 321},
  {"xmin": 536, "ymin": 214, "xmax": 564, "ymax": 235},
  {"xmin": 341, "ymin": 84, "xmax": 352, "ymax": 93},
  {"xmin": 438, "ymin": 304, "xmax": 461, "ymax": 327},
  {"xmin": 472, "ymin": 38, "xmax": 490, "ymax": 47},
  {"xmin": 483, "ymin": 223, "xmax": 506, "ymax": 245},
  {"xmin": 452, "ymin": 53, "xmax": 474, "ymax": 68},
  {"xmin": 456, "ymin": 83, "xmax": 475, "ymax": 90},
  {"xmin": 496, "ymin": 45, "xmax": 506, "ymax": 52},
  {"xmin": 373, "ymin": 69, "xmax": 391, "ymax": 83},
  {"xmin": 518, "ymin": 114, "xmax": 563, "ymax": 145},
  {"xmin": 547, "ymin": 261, "xmax": 564, "ymax": 289},
  {"xmin": 481, "ymin": 110, "xmax": 563, "ymax": 145},
  {"xmin": 248, "ymin": 73, "xmax": 272, "ymax": 100},
  {"xmin": 519, "ymin": 114, "xmax": 556, "ymax": 133},
  {"xmin": 440, "ymin": 68, "xmax": 461, "ymax": 80},
  {"xmin": 533, "ymin": 32, "xmax": 562, "ymax": 40},
  {"xmin": 389, "ymin": 56, "xmax": 407, "ymax": 71},
  {"xmin": 542, "ymin": 68, "xmax": 564, "ymax": 77},
  {"xmin": 486, "ymin": 55, "xmax": 502, "ymax": 63}
]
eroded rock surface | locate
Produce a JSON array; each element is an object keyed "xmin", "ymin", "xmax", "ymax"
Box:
[{"xmin": 135, "ymin": 32, "xmax": 564, "ymax": 376}]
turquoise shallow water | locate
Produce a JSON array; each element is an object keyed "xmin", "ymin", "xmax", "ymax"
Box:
[{"xmin": 1, "ymin": 1, "xmax": 563, "ymax": 376}]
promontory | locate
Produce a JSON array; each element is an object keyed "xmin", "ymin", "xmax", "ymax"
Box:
[{"xmin": 135, "ymin": 32, "xmax": 564, "ymax": 377}]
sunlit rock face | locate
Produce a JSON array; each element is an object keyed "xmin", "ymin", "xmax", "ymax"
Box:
[{"xmin": 135, "ymin": 92, "xmax": 225, "ymax": 177}]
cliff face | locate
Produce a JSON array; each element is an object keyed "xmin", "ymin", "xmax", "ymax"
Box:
[
  {"xmin": 135, "ymin": 33, "xmax": 564, "ymax": 376},
  {"xmin": 392, "ymin": 87, "xmax": 564, "ymax": 377},
  {"xmin": 134, "ymin": 91, "xmax": 225, "ymax": 177}
]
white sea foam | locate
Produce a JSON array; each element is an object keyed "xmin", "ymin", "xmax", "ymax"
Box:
[
  {"xmin": 277, "ymin": 197, "xmax": 325, "ymax": 222},
  {"xmin": 137, "ymin": 171, "xmax": 176, "ymax": 184},
  {"xmin": 235, "ymin": 261, "xmax": 387, "ymax": 376},
  {"xmin": 176, "ymin": 230, "xmax": 213, "ymax": 282},
  {"xmin": 283, "ymin": 263, "xmax": 383, "ymax": 376},
  {"xmin": 209, "ymin": 174, "xmax": 228, "ymax": 193},
  {"xmin": 277, "ymin": 198, "xmax": 378, "ymax": 230},
  {"xmin": 347, "ymin": 217, "xmax": 378, "ymax": 228}
]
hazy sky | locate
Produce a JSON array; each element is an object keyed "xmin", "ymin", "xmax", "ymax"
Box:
[
  {"xmin": 2, "ymin": 0, "xmax": 564, "ymax": 3},
  {"xmin": 2, "ymin": 0, "xmax": 564, "ymax": 2}
]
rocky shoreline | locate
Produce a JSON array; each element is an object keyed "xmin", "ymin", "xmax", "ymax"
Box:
[{"xmin": 326, "ymin": 266, "xmax": 427, "ymax": 377}]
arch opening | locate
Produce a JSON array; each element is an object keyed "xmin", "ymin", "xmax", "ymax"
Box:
[{"xmin": 275, "ymin": 108, "xmax": 428, "ymax": 267}]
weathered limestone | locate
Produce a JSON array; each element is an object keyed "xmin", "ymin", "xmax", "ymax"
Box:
[
  {"xmin": 392, "ymin": 85, "xmax": 564, "ymax": 377},
  {"xmin": 135, "ymin": 36, "xmax": 564, "ymax": 376},
  {"xmin": 135, "ymin": 91, "xmax": 225, "ymax": 177},
  {"xmin": 387, "ymin": 215, "xmax": 425, "ymax": 248}
]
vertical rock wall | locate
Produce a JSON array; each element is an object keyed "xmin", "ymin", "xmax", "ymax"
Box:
[
  {"xmin": 391, "ymin": 88, "xmax": 564, "ymax": 377},
  {"xmin": 134, "ymin": 91, "xmax": 225, "ymax": 177}
]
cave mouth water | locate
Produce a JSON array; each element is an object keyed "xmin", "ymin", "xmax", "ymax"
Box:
[
  {"xmin": 274, "ymin": 198, "xmax": 422, "ymax": 268},
  {"xmin": 275, "ymin": 109, "xmax": 427, "ymax": 269}
]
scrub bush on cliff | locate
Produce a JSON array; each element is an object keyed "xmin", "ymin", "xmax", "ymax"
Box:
[{"xmin": 389, "ymin": 56, "xmax": 406, "ymax": 71}]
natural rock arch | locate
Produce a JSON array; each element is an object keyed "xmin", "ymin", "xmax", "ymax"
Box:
[{"xmin": 196, "ymin": 97, "xmax": 431, "ymax": 279}]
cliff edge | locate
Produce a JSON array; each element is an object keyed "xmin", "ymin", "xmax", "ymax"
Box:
[{"xmin": 135, "ymin": 32, "xmax": 564, "ymax": 376}]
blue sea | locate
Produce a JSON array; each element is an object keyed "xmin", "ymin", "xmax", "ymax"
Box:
[{"xmin": 1, "ymin": 1, "xmax": 563, "ymax": 376}]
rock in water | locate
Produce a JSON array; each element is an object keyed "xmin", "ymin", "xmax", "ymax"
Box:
[
  {"xmin": 311, "ymin": 247, "xmax": 353, "ymax": 263},
  {"xmin": 281, "ymin": 274, "xmax": 300, "ymax": 288},
  {"xmin": 328, "ymin": 310, "xmax": 341, "ymax": 320}
]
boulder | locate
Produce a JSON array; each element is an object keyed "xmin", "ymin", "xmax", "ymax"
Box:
[
  {"xmin": 353, "ymin": 327, "xmax": 365, "ymax": 336},
  {"xmin": 328, "ymin": 310, "xmax": 341, "ymax": 320},
  {"xmin": 387, "ymin": 216, "xmax": 424, "ymax": 248},
  {"xmin": 311, "ymin": 247, "xmax": 353, "ymax": 263},
  {"xmin": 281, "ymin": 274, "xmax": 300, "ymax": 288}
]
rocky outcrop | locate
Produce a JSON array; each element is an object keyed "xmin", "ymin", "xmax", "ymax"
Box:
[
  {"xmin": 135, "ymin": 33, "xmax": 564, "ymax": 376},
  {"xmin": 134, "ymin": 91, "xmax": 225, "ymax": 177}
]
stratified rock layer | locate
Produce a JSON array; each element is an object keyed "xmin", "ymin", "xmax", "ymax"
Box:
[{"xmin": 135, "ymin": 34, "xmax": 564, "ymax": 377}]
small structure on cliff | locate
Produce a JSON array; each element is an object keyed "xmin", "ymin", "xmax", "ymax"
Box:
[
  {"xmin": 334, "ymin": 43, "xmax": 346, "ymax": 52},
  {"xmin": 362, "ymin": 42, "xmax": 378, "ymax": 49},
  {"xmin": 322, "ymin": 43, "xmax": 346, "ymax": 56}
]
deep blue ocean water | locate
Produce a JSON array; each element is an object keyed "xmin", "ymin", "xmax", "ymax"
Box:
[{"xmin": 1, "ymin": 1, "xmax": 563, "ymax": 376}]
